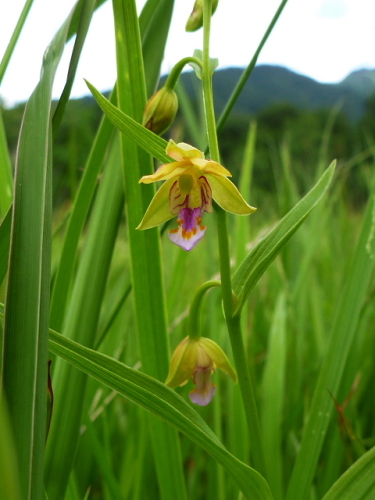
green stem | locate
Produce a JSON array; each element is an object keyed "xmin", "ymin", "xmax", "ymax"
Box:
[
  {"xmin": 202, "ymin": 0, "xmax": 267, "ymax": 479},
  {"xmin": 188, "ymin": 280, "xmax": 221, "ymax": 339},
  {"xmin": 165, "ymin": 57, "xmax": 203, "ymax": 90}
]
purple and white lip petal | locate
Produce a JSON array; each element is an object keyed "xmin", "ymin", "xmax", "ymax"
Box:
[
  {"xmin": 189, "ymin": 368, "xmax": 216, "ymax": 406},
  {"xmin": 189, "ymin": 384, "xmax": 216, "ymax": 406},
  {"xmin": 168, "ymin": 207, "xmax": 207, "ymax": 251}
]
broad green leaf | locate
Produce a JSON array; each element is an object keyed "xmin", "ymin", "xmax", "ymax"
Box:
[
  {"xmin": 232, "ymin": 161, "xmax": 336, "ymax": 315},
  {"xmin": 112, "ymin": 0, "xmax": 187, "ymax": 497},
  {"xmin": 322, "ymin": 446, "xmax": 375, "ymax": 500},
  {"xmin": 0, "ymin": 208, "xmax": 11, "ymax": 286},
  {"xmin": 85, "ymin": 80, "xmax": 170, "ymax": 164},
  {"xmin": 48, "ymin": 330, "xmax": 273, "ymax": 500}
]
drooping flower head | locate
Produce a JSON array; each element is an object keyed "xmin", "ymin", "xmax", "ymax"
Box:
[
  {"xmin": 165, "ymin": 336, "xmax": 237, "ymax": 406},
  {"xmin": 137, "ymin": 140, "xmax": 256, "ymax": 250}
]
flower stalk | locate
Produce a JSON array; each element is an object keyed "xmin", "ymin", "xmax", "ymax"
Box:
[
  {"xmin": 188, "ymin": 280, "xmax": 221, "ymax": 339},
  {"xmin": 201, "ymin": 0, "xmax": 267, "ymax": 478},
  {"xmin": 164, "ymin": 56, "xmax": 203, "ymax": 90},
  {"xmin": 166, "ymin": 280, "xmax": 237, "ymax": 406}
]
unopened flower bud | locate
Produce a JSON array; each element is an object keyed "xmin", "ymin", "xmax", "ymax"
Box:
[
  {"xmin": 142, "ymin": 87, "xmax": 178, "ymax": 135},
  {"xmin": 185, "ymin": 0, "xmax": 219, "ymax": 32}
]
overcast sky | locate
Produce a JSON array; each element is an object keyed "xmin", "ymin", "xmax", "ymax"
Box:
[{"xmin": 1, "ymin": 0, "xmax": 375, "ymax": 106}]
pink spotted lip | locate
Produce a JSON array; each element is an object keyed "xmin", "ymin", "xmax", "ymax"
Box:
[{"xmin": 169, "ymin": 207, "xmax": 207, "ymax": 251}]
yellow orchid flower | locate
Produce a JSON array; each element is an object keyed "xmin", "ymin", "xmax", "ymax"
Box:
[
  {"xmin": 165, "ymin": 336, "xmax": 237, "ymax": 406},
  {"xmin": 137, "ymin": 140, "xmax": 256, "ymax": 250}
]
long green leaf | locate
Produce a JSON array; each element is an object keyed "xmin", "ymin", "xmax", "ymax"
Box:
[
  {"xmin": 112, "ymin": 0, "xmax": 187, "ymax": 498},
  {"xmin": 0, "ymin": 111, "xmax": 13, "ymax": 216},
  {"xmin": 261, "ymin": 293, "xmax": 286, "ymax": 500},
  {"xmin": 66, "ymin": 0, "xmax": 107, "ymax": 41},
  {"xmin": 322, "ymin": 446, "xmax": 375, "ymax": 500},
  {"xmin": 52, "ymin": 0, "xmax": 97, "ymax": 135},
  {"xmin": 1, "ymin": 7, "xmax": 74, "ymax": 499},
  {"xmin": 141, "ymin": 0, "xmax": 175, "ymax": 97},
  {"xmin": 48, "ymin": 330, "xmax": 273, "ymax": 500},
  {"xmin": 0, "ymin": 395, "xmax": 21, "ymax": 500},
  {"xmin": 286, "ymin": 189, "xmax": 375, "ymax": 500},
  {"xmin": 232, "ymin": 161, "xmax": 336, "ymax": 315},
  {"xmin": 85, "ymin": 80, "xmax": 170, "ymax": 163},
  {"xmin": 47, "ymin": 1, "xmax": 179, "ymax": 498},
  {"xmin": 49, "ymin": 90, "xmax": 116, "ymax": 332},
  {"xmin": 0, "ymin": 207, "xmax": 11, "ymax": 286},
  {"xmin": 44, "ymin": 135, "xmax": 124, "ymax": 500}
]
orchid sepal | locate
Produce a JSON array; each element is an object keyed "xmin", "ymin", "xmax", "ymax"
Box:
[
  {"xmin": 207, "ymin": 174, "xmax": 257, "ymax": 215},
  {"xmin": 136, "ymin": 179, "xmax": 175, "ymax": 230}
]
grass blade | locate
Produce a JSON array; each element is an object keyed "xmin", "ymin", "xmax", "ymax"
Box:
[
  {"xmin": 232, "ymin": 161, "xmax": 336, "ymax": 314},
  {"xmin": 52, "ymin": 0, "xmax": 97, "ymax": 135},
  {"xmin": 0, "ymin": 111, "xmax": 13, "ymax": 216},
  {"xmin": 49, "ymin": 90, "xmax": 116, "ymax": 332},
  {"xmin": 285, "ymin": 188, "xmax": 375, "ymax": 500},
  {"xmin": 0, "ymin": 0, "xmax": 34, "ymax": 84},
  {"xmin": 1, "ymin": 7, "xmax": 74, "ymax": 499},
  {"xmin": 261, "ymin": 293, "xmax": 287, "ymax": 500},
  {"xmin": 44, "ymin": 135, "xmax": 124, "ymax": 500},
  {"xmin": 322, "ymin": 446, "xmax": 375, "ymax": 500},
  {"xmin": 0, "ymin": 396, "xmax": 21, "ymax": 500},
  {"xmin": 0, "ymin": 207, "xmax": 11, "ymax": 286}
]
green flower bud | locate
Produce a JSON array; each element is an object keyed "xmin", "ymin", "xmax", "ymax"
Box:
[
  {"xmin": 185, "ymin": 0, "xmax": 219, "ymax": 32},
  {"xmin": 142, "ymin": 87, "xmax": 178, "ymax": 135}
]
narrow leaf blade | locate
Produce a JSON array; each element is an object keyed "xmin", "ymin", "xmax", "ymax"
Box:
[{"xmin": 232, "ymin": 161, "xmax": 336, "ymax": 314}]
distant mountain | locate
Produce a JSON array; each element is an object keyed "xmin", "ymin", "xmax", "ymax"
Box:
[
  {"xmin": 175, "ymin": 65, "xmax": 375, "ymax": 121},
  {"xmin": 339, "ymin": 68, "xmax": 375, "ymax": 97}
]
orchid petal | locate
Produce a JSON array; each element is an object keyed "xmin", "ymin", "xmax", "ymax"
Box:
[
  {"xmin": 166, "ymin": 139, "xmax": 204, "ymax": 161},
  {"xmin": 136, "ymin": 179, "xmax": 175, "ymax": 230},
  {"xmin": 208, "ymin": 175, "xmax": 257, "ymax": 215},
  {"xmin": 139, "ymin": 161, "xmax": 188, "ymax": 184},
  {"xmin": 199, "ymin": 338, "xmax": 237, "ymax": 382},
  {"xmin": 191, "ymin": 158, "xmax": 232, "ymax": 177}
]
